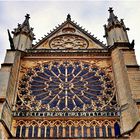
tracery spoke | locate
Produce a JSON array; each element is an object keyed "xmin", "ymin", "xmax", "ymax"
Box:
[
  {"xmin": 29, "ymin": 79, "xmax": 44, "ymax": 84},
  {"xmin": 51, "ymin": 69, "xmax": 63, "ymax": 83},
  {"xmin": 70, "ymin": 89, "xmax": 84, "ymax": 104},
  {"xmin": 35, "ymin": 91, "xmax": 50, "ymax": 97}
]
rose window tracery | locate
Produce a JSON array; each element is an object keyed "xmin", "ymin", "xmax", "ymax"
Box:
[
  {"xmin": 49, "ymin": 35, "xmax": 88, "ymax": 49},
  {"xmin": 16, "ymin": 61, "xmax": 117, "ymax": 112}
]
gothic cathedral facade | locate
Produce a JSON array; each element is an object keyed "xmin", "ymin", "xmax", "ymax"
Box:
[{"xmin": 0, "ymin": 8, "xmax": 140, "ymax": 139}]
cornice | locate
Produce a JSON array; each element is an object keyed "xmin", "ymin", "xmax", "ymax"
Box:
[
  {"xmin": 24, "ymin": 49, "xmax": 110, "ymax": 57},
  {"xmin": 33, "ymin": 19, "xmax": 106, "ymax": 49},
  {"xmin": 108, "ymin": 42, "xmax": 131, "ymax": 52}
]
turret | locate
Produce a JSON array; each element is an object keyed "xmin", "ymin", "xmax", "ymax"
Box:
[
  {"xmin": 104, "ymin": 8, "xmax": 129, "ymax": 46},
  {"xmin": 12, "ymin": 14, "xmax": 35, "ymax": 51},
  {"xmin": 105, "ymin": 8, "xmax": 140, "ymax": 136}
]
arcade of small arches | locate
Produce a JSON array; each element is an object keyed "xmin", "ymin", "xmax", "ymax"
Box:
[{"xmin": 13, "ymin": 119, "xmax": 120, "ymax": 138}]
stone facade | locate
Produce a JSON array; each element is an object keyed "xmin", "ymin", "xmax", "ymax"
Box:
[{"xmin": 0, "ymin": 8, "xmax": 140, "ymax": 139}]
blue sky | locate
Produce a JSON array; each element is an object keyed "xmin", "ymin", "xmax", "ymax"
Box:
[{"xmin": 0, "ymin": 1, "xmax": 140, "ymax": 65}]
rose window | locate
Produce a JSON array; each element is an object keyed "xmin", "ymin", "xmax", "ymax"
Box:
[{"xmin": 16, "ymin": 61, "xmax": 117, "ymax": 112}]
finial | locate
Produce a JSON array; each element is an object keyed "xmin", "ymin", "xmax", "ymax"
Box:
[
  {"xmin": 108, "ymin": 7, "xmax": 113, "ymax": 13},
  {"xmin": 25, "ymin": 14, "xmax": 30, "ymax": 19},
  {"xmin": 67, "ymin": 14, "xmax": 71, "ymax": 21}
]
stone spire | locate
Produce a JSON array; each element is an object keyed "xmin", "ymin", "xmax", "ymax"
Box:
[
  {"xmin": 12, "ymin": 14, "xmax": 35, "ymax": 41},
  {"xmin": 107, "ymin": 7, "xmax": 121, "ymax": 28},
  {"xmin": 104, "ymin": 8, "xmax": 129, "ymax": 46},
  {"xmin": 12, "ymin": 14, "xmax": 35, "ymax": 51}
]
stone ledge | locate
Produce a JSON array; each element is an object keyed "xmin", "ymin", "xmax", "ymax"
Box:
[
  {"xmin": 135, "ymin": 99, "xmax": 140, "ymax": 104},
  {"xmin": 0, "ymin": 98, "xmax": 5, "ymax": 103},
  {"xmin": 1, "ymin": 63, "xmax": 13, "ymax": 67},
  {"xmin": 126, "ymin": 65, "xmax": 140, "ymax": 68}
]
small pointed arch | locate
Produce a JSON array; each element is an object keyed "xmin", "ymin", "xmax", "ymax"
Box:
[
  {"xmin": 90, "ymin": 120, "xmax": 99, "ymax": 127},
  {"xmin": 54, "ymin": 120, "xmax": 62, "ymax": 126},
  {"xmin": 114, "ymin": 122, "xmax": 121, "ymax": 137},
  {"xmin": 30, "ymin": 120, "xmax": 39, "ymax": 126},
  {"xmin": 17, "ymin": 120, "xmax": 26, "ymax": 126},
  {"xmin": 78, "ymin": 120, "xmax": 86, "ymax": 127},
  {"xmin": 41, "ymin": 120, "xmax": 50, "ymax": 126},
  {"xmin": 66, "ymin": 120, "xmax": 74, "ymax": 126},
  {"xmin": 102, "ymin": 120, "xmax": 111, "ymax": 126}
]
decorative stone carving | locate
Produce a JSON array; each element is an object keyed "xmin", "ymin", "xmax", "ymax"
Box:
[{"xmin": 49, "ymin": 35, "xmax": 88, "ymax": 49}]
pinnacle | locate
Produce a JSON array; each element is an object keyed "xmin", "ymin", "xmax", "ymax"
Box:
[
  {"xmin": 107, "ymin": 7, "xmax": 120, "ymax": 26},
  {"xmin": 67, "ymin": 14, "xmax": 71, "ymax": 21},
  {"xmin": 12, "ymin": 14, "xmax": 35, "ymax": 40},
  {"xmin": 23, "ymin": 14, "xmax": 30, "ymax": 27}
]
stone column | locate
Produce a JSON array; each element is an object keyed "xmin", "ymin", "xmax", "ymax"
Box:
[
  {"xmin": 94, "ymin": 126, "xmax": 96, "ymax": 137},
  {"xmin": 111, "ymin": 124, "xmax": 115, "ymax": 137},
  {"xmin": 50, "ymin": 126, "xmax": 53, "ymax": 137},
  {"xmin": 32, "ymin": 126, "xmax": 34, "ymax": 137},
  {"xmin": 62, "ymin": 126, "xmax": 66, "ymax": 137},
  {"xmin": 69, "ymin": 126, "xmax": 71, "ymax": 137},
  {"xmin": 74, "ymin": 126, "xmax": 78, "ymax": 137},
  {"xmin": 87, "ymin": 126, "xmax": 90, "ymax": 137},
  {"xmin": 81, "ymin": 126, "xmax": 84, "ymax": 137},
  {"xmin": 25, "ymin": 126, "xmax": 29, "ymax": 137},
  {"xmin": 99, "ymin": 126, "xmax": 103, "ymax": 137},
  {"xmin": 38, "ymin": 126, "xmax": 41, "ymax": 137}
]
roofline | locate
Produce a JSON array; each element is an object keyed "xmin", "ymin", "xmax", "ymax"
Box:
[{"xmin": 33, "ymin": 19, "xmax": 107, "ymax": 49}]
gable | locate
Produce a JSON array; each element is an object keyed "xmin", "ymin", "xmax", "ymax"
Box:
[{"xmin": 34, "ymin": 20, "xmax": 106, "ymax": 50}]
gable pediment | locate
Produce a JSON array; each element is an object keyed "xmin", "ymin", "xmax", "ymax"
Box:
[{"xmin": 34, "ymin": 19, "xmax": 106, "ymax": 50}]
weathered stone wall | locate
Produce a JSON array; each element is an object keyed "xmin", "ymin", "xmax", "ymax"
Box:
[
  {"xmin": 0, "ymin": 50, "xmax": 22, "ymax": 139},
  {"xmin": 111, "ymin": 47, "xmax": 139, "ymax": 134},
  {"xmin": 0, "ymin": 123, "xmax": 9, "ymax": 139}
]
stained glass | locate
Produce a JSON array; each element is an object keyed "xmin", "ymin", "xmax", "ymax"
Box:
[
  {"xmin": 41, "ymin": 126, "xmax": 45, "ymax": 138},
  {"xmin": 46, "ymin": 126, "xmax": 50, "ymax": 137},
  {"xmin": 28, "ymin": 126, "xmax": 32, "ymax": 138},
  {"xmin": 95, "ymin": 126, "xmax": 100, "ymax": 137},
  {"xmin": 83, "ymin": 126, "xmax": 87, "ymax": 137},
  {"xmin": 66, "ymin": 126, "xmax": 69, "ymax": 137},
  {"xmin": 90, "ymin": 126, "xmax": 94, "ymax": 137},
  {"xmin": 59, "ymin": 126, "xmax": 63, "ymax": 137},
  {"xmin": 17, "ymin": 61, "xmax": 117, "ymax": 112},
  {"xmin": 102, "ymin": 125, "xmax": 106, "ymax": 137},
  {"xmin": 114, "ymin": 122, "xmax": 120, "ymax": 137},
  {"xmin": 16, "ymin": 126, "xmax": 20, "ymax": 137},
  {"xmin": 34, "ymin": 126, "xmax": 38, "ymax": 137},
  {"xmin": 78, "ymin": 126, "xmax": 82, "ymax": 137},
  {"xmin": 21, "ymin": 126, "xmax": 26, "ymax": 137},
  {"xmin": 71, "ymin": 126, "xmax": 75, "ymax": 137},
  {"xmin": 108, "ymin": 126, "xmax": 112, "ymax": 137},
  {"xmin": 53, "ymin": 126, "xmax": 57, "ymax": 137}
]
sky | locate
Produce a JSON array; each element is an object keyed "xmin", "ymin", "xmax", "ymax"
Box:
[{"xmin": 0, "ymin": 0, "xmax": 140, "ymax": 65}]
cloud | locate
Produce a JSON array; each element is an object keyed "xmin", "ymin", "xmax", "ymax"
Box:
[{"xmin": 0, "ymin": 1, "xmax": 140, "ymax": 65}]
